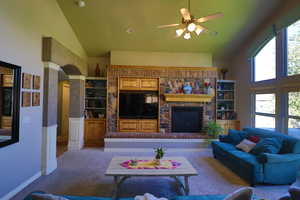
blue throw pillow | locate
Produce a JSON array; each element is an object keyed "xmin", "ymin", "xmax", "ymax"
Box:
[
  {"xmin": 251, "ymin": 138, "xmax": 283, "ymax": 155},
  {"xmin": 226, "ymin": 129, "xmax": 247, "ymax": 145}
]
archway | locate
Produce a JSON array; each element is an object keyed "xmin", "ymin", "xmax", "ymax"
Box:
[{"xmin": 41, "ymin": 37, "xmax": 87, "ymax": 175}]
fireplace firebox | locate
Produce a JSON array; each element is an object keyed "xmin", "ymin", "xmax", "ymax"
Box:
[{"xmin": 171, "ymin": 107, "xmax": 203, "ymax": 133}]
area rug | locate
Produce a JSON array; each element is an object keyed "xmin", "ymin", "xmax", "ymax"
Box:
[{"xmin": 12, "ymin": 148, "xmax": 289, "ymax": 200}]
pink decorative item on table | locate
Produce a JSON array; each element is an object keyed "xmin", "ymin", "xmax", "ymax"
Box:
[{"xmin": 120, "ymin": 159, "xmax": 181, "ymax": 169}]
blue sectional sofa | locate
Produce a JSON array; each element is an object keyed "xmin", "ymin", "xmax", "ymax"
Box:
[{"xmin": 212, "ymin": 128, "xmax": 300, "ymax": 185}]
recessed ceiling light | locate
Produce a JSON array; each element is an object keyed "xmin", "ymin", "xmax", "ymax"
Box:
[
  {"xmin": 126, "ymin": 28, "xmax": 135, "ymax": 34},
  {"xmin": 76, "ymin": 0, "xmax": 86, "ymax": 7}
]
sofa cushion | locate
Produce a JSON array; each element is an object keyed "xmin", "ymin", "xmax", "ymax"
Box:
[
  {"xmin": 250, "ymin": 138, "xmax": 282, "ymax": 155},
  {"xmin": 223, "ymin": 187, "xmax": 253, "ymax": 200},
  {"xmin": 247, "ymin": 136, "xmax": 260, "ymax": 143},
  {"xmin": 212, "ymin": 141, "xmax": 237, "ymax": 152},
  {"xmin": 243, "ymin": 128, "xmax": 300, "ymax": 154},
  {"xmin": 236, "ymin": 139, "xmax": 256, "ymax": 153},
  {"xmin": 227, "ymin": 129, "xmax": 247, "ymax": 145}
]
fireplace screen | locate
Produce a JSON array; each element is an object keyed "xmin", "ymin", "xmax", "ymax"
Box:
[{"xmin": 171, "ymin": 107, "xmax": 203, "ymax": 133}]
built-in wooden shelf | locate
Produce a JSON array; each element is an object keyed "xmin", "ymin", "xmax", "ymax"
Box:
[{"xmin": 164, "ymin": 94, "xmax": 214, "ymax": 103}]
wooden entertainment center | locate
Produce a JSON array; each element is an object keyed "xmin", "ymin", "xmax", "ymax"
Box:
[{"xmin": 118, "ymin": 77, "xmax": 160, "ymax": 133}]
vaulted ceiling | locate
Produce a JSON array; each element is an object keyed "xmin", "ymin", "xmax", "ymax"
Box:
[{"xmin": 56, "ymin": 0, "xmax": 282, "ymax": 57}]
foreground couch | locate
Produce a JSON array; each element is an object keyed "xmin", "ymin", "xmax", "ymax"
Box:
[
  {"xmin": 24, "ymin": 195, "xmax": 227, "ymax": 200},
  {"xmin": 212, "ymin": 128, "xmax": 300, "ymax": 185}
]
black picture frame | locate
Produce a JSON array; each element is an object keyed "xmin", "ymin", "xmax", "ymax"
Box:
[{"xmin": 0, "ymin": 60, "xmax": 21, "ymax": 148}]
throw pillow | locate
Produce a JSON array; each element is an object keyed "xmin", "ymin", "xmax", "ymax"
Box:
[
  {"xmin": 251, "ymin": 137, "xmax": 283, "ymax": 155},
  {"xmin": 247, "ymin": 135, "xmax": 260, "ymax": 143},
  {"xmin": 236, "ymin": 139, "xmax": 257, "ymax": 153},
  {"xmin": 31, "ymin": 193, "xmax": 69, "ymax": 200},
  {"xmin": 223, "ymin": 187, "xmax": 253, "ymax": 200},
  {"xmin": 219, "ymin": 134, "xmax": 232, "ymax": 143},
  {"xmin": 289, "ymin": 186, "xmax": 300, "ymax": 200},
  {"xmin": 227, "ymin": 129, "xmax": 247, "ymax": 145}
]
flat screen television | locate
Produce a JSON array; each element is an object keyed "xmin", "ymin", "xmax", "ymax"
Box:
[{"xmin": 119, "ymin": 92, "xmax": 158, "ymax": 119}]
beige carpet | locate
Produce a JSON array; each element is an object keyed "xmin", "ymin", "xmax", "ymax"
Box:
[{"xmin": 12, "ymin": 148, "xmax": 289, "ymax": 200}]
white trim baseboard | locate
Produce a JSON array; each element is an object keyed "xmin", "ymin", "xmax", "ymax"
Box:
[{"xmin": 0, "ymin": 171, "xmax": 41, "ymax": 200}]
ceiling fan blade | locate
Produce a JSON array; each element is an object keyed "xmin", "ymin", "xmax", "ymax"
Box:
[
  {"xmin": 180, "ymin": 8, "xmax": 191, "ymax": 21},
  {"xmin": 157, "ymin": 24, "xmax": 180, "ymax": 28},
  {"xmin": 195, "ymin": 12, "xmax": 224, "ymax": 23}
]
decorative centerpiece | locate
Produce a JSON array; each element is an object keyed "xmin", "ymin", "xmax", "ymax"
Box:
[
  {"xmin": 204, "ymin": 79, "xmax": 213, "ymax": 94},
  {"xmin": 130, "ymin": 158, "xmax": 138, "ymax": 166},
  {"xmin": 183, "ymin": 82, "xmax": 192, "ymax": 94},
  {"xmin": 154, "ymin": 147, "xmax": 165, "ymax": 165}
]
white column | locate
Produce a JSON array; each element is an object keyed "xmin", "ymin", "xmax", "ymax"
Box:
[
  {"xmin": 42, "ymin": 125, "xmax": 58, "ymax": 175},
  {"xmin": 42, "ymin": 62, "xmax": 60, "ymax": 175},
  {"xmin": 67, "ymin": 75, "xmax": 85, "ymax": 151}
]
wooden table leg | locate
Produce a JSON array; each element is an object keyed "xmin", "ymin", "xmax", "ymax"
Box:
[{"xmin": 184, "ymin": 176, "xmax": 190, "ymax": 195}]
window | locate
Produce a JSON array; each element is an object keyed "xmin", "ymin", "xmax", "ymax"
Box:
[
  {"xmin": 287, "ymin": 20, "xmax": 300, "ymax": 76},
  {"xmin": 255, "ymin": 93, "xmax": 276, "ymax": 130},
  {"xmin": 288, "ymin": 92, "xmax": 300, "ymax": 138},
  {"xmin": 254, "ymin": 38, "xmax": 276, "ymax": 82}
]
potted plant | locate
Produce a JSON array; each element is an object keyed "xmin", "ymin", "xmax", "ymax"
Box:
[
  {"xmin": 154, "ymin": 147, "xmax": 165, "ymax": 165},
  {"xmin": 205, "ymin": 121, "xmax": 224, "ymax": 139}
]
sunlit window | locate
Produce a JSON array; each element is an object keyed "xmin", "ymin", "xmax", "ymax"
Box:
[
  {"xmin": 288, "ymin": 92, "xmax": 300, "ymax": 138},
  {"xmin": 254, "ymin": 38, "xmax": 276, "ymax": 82},
  {"xmin": 255, "ymin": 93, "xmax": 276, "ymax": 130},
  {"xmin": 287, "ymin": 20, "xmax": 300, "ymax": 76}
]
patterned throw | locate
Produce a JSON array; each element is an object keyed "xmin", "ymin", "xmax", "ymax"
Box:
[{"xmin": 120, "ymin": 160, "xmax": 181, "ymax": 169}]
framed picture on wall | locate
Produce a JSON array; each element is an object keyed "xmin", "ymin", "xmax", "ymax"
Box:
[
  {"xmin": 32, "ymin": 75, "xmax": 40, "ymax": 90},
  {"xmin": 22, "ymin": 73, "xmax": 32, "ymax": 89},
  {"xmin": 32, "ymin": 92, "xmax": 40, "ymax": 106},
  {"xmin": 22, "ymin": 91, "xmax": 31, "ymax": 107}
]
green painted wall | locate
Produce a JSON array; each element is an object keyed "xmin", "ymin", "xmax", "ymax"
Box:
[{"xmin": 111, "ymin": 51, "xmax": 213, "ymax": 67}]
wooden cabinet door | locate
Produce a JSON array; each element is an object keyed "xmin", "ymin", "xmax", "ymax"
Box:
[
  {"xmin": 119, "ymin": 119, "xmax": 139, "ymax": 132},
  {"xmin": 1, "ymin": 116, "xmax": 12, "ymax": 129},
  {"xmin": 119, "ymin": 78, "xmax": 140, "ymax": 90},
  {"xmin": 84, "ymin": 119, "xmax": 106, "ymax": 146},
  {"xmin": 216, "ymin": 120, "xmax": 240, "ymax": 134},
  {"xmin": 140, "ymin": 78, "xmax": 158, "ymax": 91},
  {"xmin": 3, "ymin": 75, "xmax": 13, "ymax": 87},
  {"xmin": 140, "ymin": 120, "xmax": 157, "ymax": 132}
]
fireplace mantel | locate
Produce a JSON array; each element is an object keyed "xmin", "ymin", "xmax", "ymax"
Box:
[{"xmin": 164, "ymin": 93, "xmax": 214, "ymax": 103}]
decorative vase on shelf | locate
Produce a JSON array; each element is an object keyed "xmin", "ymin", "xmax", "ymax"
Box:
[
  {"xmin": 95, "ymin": 64, "xmax": 100, "ymax": 77},
  {"xmin": 183, "ymin": 83, "xmax": 192, "ymax": 94}
]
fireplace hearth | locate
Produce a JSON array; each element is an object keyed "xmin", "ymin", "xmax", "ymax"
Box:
[{"xmin": 171, "ymin": 106, "xmax": 203, "ymax": 133}]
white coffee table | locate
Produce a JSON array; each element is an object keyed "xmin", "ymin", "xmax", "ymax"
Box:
[{"xmin": 105, "ymin": 156, "xmax": 198, "ymax": 199}]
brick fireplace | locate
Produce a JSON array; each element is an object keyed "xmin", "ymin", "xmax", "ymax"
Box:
[
  {"xmin": 171, "ymin": 106, "xmax": 203, "ymax": 133},
  {"xmin": 107, "ymin": 65, "xmax": 218, "ymax": 133}
]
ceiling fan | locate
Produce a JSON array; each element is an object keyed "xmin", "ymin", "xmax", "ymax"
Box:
[{"xmin": 158, "ymin": 0, "xmax": 224, "ymax": 39}]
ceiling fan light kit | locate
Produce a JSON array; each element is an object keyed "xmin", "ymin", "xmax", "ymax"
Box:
[
  {"xmin": 158, "ymin": 0, "xmax": 223, "ymax": 40},
  {"xmin": 183, "ymin": 32, "xmax": 191, "ymax": 40}
]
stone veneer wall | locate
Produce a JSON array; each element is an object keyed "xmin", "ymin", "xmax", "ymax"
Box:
[{"xmin": 107, "ymin": 65, "xmax": 218, "ymax": 133}]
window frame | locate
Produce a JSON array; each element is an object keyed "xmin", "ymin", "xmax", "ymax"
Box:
[
  {"xmin": 250, "ymin": 19, "xmax": 300, "ymax": 134},
  {"xmin": 251, "ymin": 37, "xmax": 277, "ymax": 83},
  {"xmin": 287, "ymin": 90, "xmax": 300, "ymax": 135},
  {"xmin": 285, "ymin": 20, "xmax": 300, "ymax": 78},
  {"xmin": 253, "ymin": 92, "xmax": 277, "ymax": 130}
]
